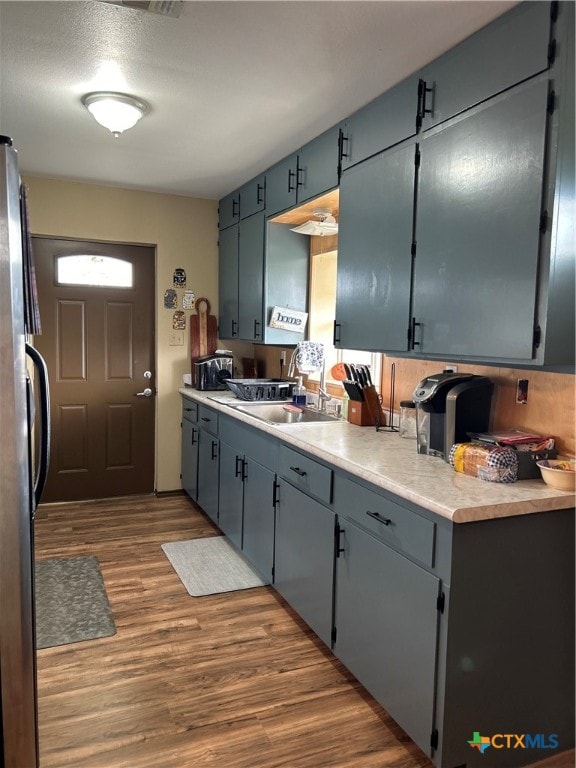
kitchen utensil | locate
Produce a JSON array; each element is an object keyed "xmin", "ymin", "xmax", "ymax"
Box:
[
  {"xmin": 363, "ymin": 365, "xmax": 373, "ymax": 386},
  {"xmin": 330, "ymin": 363, "xmax": 348, "ymax": 381},
  {"xmin": 190, "ymin": 297, "xmax": 218, "ymax": 381},
  {"xmin": 343, "ymin": 380, "xmax": 364, "ymax": 401},
  {"xmin": 363, "ymin": 385, "xmax": 386, "ymax": 430}
]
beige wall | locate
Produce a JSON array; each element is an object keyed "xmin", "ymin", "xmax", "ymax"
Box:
[{"xmin": 24, "ymin": 176, "xmax": 218, "ymax": 492}]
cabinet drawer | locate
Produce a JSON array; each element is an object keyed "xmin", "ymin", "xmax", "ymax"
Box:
[
  {"xmin": 279, "ymin": 446, "xmax": 332, "ymax": 505},
  {"xmin": 333, "ymin": 474, "xmax": 435, "ymax": 567},
  {"xmin": 198, "ymin": 405, "xmax": 219, "ymax": 436},
  {"xmin": 219, "ymin": 416, "xmax": 278, "ymax": 472},
  {"xmin": 182, "ymin": 398, "xmax": 198, "ymax": 423}
]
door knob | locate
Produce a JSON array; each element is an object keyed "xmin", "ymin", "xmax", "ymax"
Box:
[
  {"xmin": 143, "ymin": 370, "xmax": 152, "ymax": 379},
  {"xmin": 135, "ymin": 387, "xmax": 153, "ymax": 397}
]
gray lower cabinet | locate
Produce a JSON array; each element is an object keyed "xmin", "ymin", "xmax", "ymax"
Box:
[
  {"xmin": 218, "ymin": 440, "xmax": 244, "ymax": 548},
  {"xmin": 196, "ymin": 405, "xmax": 219, "ymax": 523},
  {"xmin": 334, "ymin": 518, "xmax": 440, "ymax": 754},
  {"xmin": 274, "ymin": 477, "xmax": 335, "ymax": 647},
  {"xmin": 181, "ymin": 400, "xmax": 199, "ymax": 500},
  {"xmin": 218, "ymin": 416, "xmax": 278, "ymax": 580},
  {"xmin": 335, "ymin": 141, "xmax": 416, "ymax": 352}
]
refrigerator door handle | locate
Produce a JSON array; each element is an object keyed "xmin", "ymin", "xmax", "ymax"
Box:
[{"xmin": 25, "ymin": 343, "xmax": 51, "ymax": 510}]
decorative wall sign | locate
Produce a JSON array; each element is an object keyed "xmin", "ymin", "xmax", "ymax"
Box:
[
  {"xmin": 172, "ymin": 311, "xmax": 186, "ymax": 330},
  {"xmin": 164, "ymin": 289, "xmax": 177, "ymax": 309},
  {"xmin": 182, "ymin": 290, "xmax": 196, "ymax": 310},
  {"xmin": 268, "ymin": 306, "xmax": 308, "ymax": 333},
  {"xmin": 173, "ymin": 268, "xmax": 186, "ymax": 288}
]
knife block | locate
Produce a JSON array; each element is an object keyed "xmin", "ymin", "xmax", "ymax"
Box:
[{"xmin": 348, "ymin": 401, "xmax": 374, "ymax": 426}]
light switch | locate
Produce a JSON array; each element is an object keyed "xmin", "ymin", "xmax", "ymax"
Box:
[{"xmin": 169, "ymin": 330, "xmax": 184, "ymax": 346}]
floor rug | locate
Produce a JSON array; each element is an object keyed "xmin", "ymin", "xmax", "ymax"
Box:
[
  {"xmin": 161, "ymin": 536, "xmax": 267, "ymax": 596},
  {"xmin": 35, "ymin": 556, "xmax": 116, "ymax": 649}
]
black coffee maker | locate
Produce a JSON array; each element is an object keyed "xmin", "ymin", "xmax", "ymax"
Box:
[{"xmin": 412, "ymin": 372, "xmax": 494, "ymax": 461}]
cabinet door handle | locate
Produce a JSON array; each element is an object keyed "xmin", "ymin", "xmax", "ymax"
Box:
[
  {"xmin": 336, "ymin": 525, "xmax": 346, "ymax": 557},
  {"xmin": 211, "ymin": 441, "xmax": 218, "ymax": 460},
  {"xmin": 366, "ymin": 510, "xmax": 392, "ymax": 526},
  {"xmin": 257, "ymin": 182, "xmax": 264, "ymax": 205},
  {"xmin": 231, "ymin": 319, "xmax": 238, "ymax": 337},
  {"xmin": 232, "ymin": 198, "xmax": 239, "ymax": 217},
  {"xmin": 272, "ymin": 479, "xmax": 280, "ymax": 507},
  {"xmin": 290, "ymin": 466, "xmax": 307, "ymax": 477},
  {"xmin": 241, "ymin": 459, "xmax": 248, "ymax": 482},
  {"xmin": 333, "ymin": 321, "xmax": 341, "ymax": 346},
  {"xmin": 253, "ymin": 319, "xmax": 261, "ymax": 339},
  {"xmin": 416, "ymin": 78, "xmax": 434, "ymax": 129},
  {"xmin": 337, "ymin": 129, "xmax": 349, "ymax": 177},
  {"xmin": 409, "ymin": 317, "xmax": 421, "ymax": 349},
  {"xmin": 288, "ymin": 168, "xmax": 296, "ymax": 193},
  {"xmin": 296, "ymin": 163, "xmax": 304, "ymax": 189},
  {"xmin": 191, "ymin": 427, "xmax": 198, "ymax": 446},
  {"xmin": 235, "ymin": 455, "xmax": 243, "ymax": 478}
]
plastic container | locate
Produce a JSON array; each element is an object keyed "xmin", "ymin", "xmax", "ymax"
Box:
[
  {"xmin": 292, "ymin": 376, "xmax": 306, "ymax": 406},
  {"xmin": 398, "ymin": 400, "xmax": 417, "ymax": 439}
]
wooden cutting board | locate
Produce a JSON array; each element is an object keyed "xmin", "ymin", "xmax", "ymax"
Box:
[{"xmin": 190, "ymin": 297, "xmax": 218, "ymax": 373}]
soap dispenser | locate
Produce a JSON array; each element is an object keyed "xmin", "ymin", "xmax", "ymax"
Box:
[{"xmin": 292, "ymin": 376, "xmax": 306, "ymax": 406}]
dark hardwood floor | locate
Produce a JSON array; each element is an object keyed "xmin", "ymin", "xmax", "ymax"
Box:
[
  {"xmin": 34, "ymin": 493, "xmax": 575, "ymax": 768},
  {"xmin": 34, "ymin": 493, "xmax": 432, "ymax": 768}
]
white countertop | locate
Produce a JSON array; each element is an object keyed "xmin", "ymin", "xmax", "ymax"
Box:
[{"xmin": 180, "ymin": 388, "xmax": 575, "ymax": 524}]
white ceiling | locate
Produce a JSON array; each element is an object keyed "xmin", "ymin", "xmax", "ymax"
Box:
[{"xmin": 0, "ymin": 0, "xmax": 517, "ymax": 200}]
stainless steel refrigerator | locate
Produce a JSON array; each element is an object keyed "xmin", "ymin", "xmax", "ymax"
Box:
[{"xmin": 0, "ymin": 136, "xmax": 50, "ymax": 767}]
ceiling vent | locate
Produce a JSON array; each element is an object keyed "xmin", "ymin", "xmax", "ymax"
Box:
[{"xmin": 98, "ymin": 0, "xmax": 183, "ymax": 18}]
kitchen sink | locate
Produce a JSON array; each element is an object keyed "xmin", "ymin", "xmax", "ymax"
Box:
[{"xmin": 226, "ymin": 401, "xmax": 341, "ymax": 425}]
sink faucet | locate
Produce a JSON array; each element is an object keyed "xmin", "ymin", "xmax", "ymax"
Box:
[{"xmin": 317, "ymin": 360, "xmax": 332, "ymax": 412}]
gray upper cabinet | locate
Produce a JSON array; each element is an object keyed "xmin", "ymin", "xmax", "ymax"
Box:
[
  {"xmin": 218, "ymin": 224, "xmax": 239, "ymax": 340},
  {"xmin": 239, "ymin": 173, "xmax": 266, "ymax": 219},
  {"xmin": 335, "ymin": 142, "xmax": 416, "ymax": 352},
  {"xmin": 218, "ymin": 214, "xmax": 309, "ymax": 344},
  {"xmin": 412, "ymin": 78, "xmax": 549, "ymax": 360},
  {"xmin": 418, "ymin": 1, "xmax": 553, "ymax": 131},
  {"xmin": 265, "ymin": 125, "xmax": 341, "ymax": 216},
  {"xmin": 238, "ymin": 211, "xmax": 265, "ymax": 342},
  {"xmin": 218, "ymin": 189, "xmax": 240, "ymax": 230},
  {"xmin": 341, "ymin": 75, "xmax": 421, "ymax": 170}
]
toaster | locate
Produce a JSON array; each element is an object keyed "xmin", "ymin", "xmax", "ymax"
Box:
[{"xmin": 194, "ymin": 353, "xmax": 233, "ymax": 391}]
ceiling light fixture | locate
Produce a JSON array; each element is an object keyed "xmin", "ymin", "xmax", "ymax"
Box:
[
  {"xmin": 82, "ymin": 92, "xmax": 150, "ymax": 138},
  {"xmin": 290, "ymin": 209, "xmax": 338, "ymax": 237}
]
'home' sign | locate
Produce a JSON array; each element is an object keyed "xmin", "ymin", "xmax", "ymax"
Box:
[{"xmin": 269, "ymin": 306, "xmax": 308, "ymax": 333}]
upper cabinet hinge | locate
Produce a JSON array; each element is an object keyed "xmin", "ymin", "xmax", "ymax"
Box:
[
  {"xmin": 547, "ymin": 90, "xmax": 556, "ymax": 115},
  {"xmin": 430, "ymin": 729, "xmax": 439, "ymax": 750},
  {"xmin": 533, "ymin": 325, "xmax": 542, "ymax": 349},
  {"xmin": 548, "ymin": 38, "xmax": 557, "ymax": 66},
  {"xmin": 550, "ymin": 1, "xmax": 559, "ymax": 23},
  {"xmin": 437, "ymin": 592, "xmax": 445, "ymax": 613},
  {"xmin": 540, "ymin": 210, "xmax": 549, "ymax": 234}
]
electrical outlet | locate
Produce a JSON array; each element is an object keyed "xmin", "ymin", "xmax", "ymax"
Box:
[
  {"xmin": 169, "ymin": 330, "xmax": 184, "ymax": 346},
  {"xmin": 280, "ymin": 350, "xmax": 287, "ymax": 365}
]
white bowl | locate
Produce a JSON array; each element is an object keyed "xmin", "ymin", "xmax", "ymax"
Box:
[{"xmin": 537, "ymin": 459, "xmax": 576, "ymax": 492}]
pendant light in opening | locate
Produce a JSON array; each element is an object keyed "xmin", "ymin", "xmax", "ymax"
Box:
[{"xmin": 290, "ymin": 209, "xmax": 338, "ymax": 236}]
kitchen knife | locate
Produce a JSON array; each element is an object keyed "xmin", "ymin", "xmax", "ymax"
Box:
[
  {"xmin": 363, "ymin": 365, "xmax": 373, "ymax": 386},
  {"xmin": 343, "ymin": 380, "xmax": 364, "ymax": 401}
]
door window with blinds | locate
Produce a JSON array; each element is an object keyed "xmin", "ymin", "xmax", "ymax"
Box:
[{"xmin": 56, "ymin": 255, "xmax": 133, "ymax": 288}]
